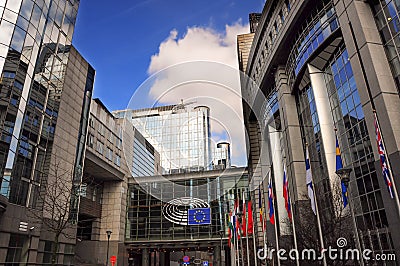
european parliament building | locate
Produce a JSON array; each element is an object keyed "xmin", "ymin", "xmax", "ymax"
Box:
[{"xmin": 239, "ymin": 0, "xmax": 400, "ymax": 264}]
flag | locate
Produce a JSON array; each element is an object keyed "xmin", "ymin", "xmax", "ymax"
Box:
[
  {"xmin": 228, "ymin": 211, "xmax": 233, "ymax": 248},
  {"xmin": 247, "ymin": 200, "xmax": 254, "ymax": 234},
  {"xmin": 306, "ymin": 145, "xmax": 317, "ymax": 214},
  {"xmin": 335, "ymin": 135, "xmax": 348, "ymax": 207},
  {"xmin": 374, "ymin": 115, "xmax": 394, "ymax": 198},
  {"xmin": 234, "ymin": 198, "xmax": 241, "ymax": 239},
  {"xmin": 188, "ymin": 208, "xmax": 211, "ymax": 225},
  {"xmin": 283, "ymin": 165, "xmax": 292, "ymax": 221},
  {"xmin": 241, "ymin": 191, "xmax": 247, "ymax": 237},
  {"xmin": 258, "ymin": 185, "xmax": 266, "ymax": 232},
  {"xmin": 268, "ymin": 172, "xmax": 275, "ymax": 225}
]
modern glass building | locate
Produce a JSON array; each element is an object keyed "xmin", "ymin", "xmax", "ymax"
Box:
[
  {"xmin": 114, "ymin": 103, "xmax": 213, "ymax": 174},
  {"xmin": 0, "ymin": 0, "xmax": 95, "ymax": 264},
  {"xmin": 239, "ymin": 0, "xmax": 400, "ymax": 264},
  {"xmin": 125, "ymin": 167, "xmax": 248, "ymax": 266}
]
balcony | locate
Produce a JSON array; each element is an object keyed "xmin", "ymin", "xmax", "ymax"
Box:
[
  {"xmin": 79, "ymin": 197, "xmax": 101, "ymax": 218},
  {"xmin": 84, "ymin": 149, "xmax": 124, "ymax": 182}
]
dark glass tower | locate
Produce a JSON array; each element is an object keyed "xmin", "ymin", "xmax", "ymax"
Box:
[{"xmin": 0, "ymin": 1, "xmax": 94, "ymax": 264}]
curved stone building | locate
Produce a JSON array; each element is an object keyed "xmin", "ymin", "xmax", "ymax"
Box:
[{"xmin": 239, "ymin": 0, "xmax": 400, "ymax": 263}]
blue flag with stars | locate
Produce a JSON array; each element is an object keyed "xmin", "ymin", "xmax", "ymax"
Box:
[{"xmin": 188, "ymin": 208, "xmax": 211, "ymax": 225}]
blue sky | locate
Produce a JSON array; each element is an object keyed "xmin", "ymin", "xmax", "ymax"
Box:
[{"xmin": 73, "ymin": 0, "xmax": 262, "ymax": 111}]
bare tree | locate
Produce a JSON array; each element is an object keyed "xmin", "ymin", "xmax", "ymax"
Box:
[
  {"xmin": 28, "ymin": 155, "xmax": 78, "ymax": 265},
  {"xmin": 292, "ymin": 180, "xmax": 357, "ymax": 265}
]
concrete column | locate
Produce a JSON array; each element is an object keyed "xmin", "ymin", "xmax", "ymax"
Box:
[
  {"xmin": 275, "ymin": 66, "xmax": 307, "ymax": 202},
  {"xmin": 269, "ymin": 125, "xmax": 290, "ymax": 234},
  {"xmin": 307, "ymin": 64, "xmax": 340, "ymax": 205},
  {"xmin": 142, "ymin": 248, "xmax": 149, "ymax": 266},
  {"xmin": 275, "ymin": 65, "xmax": 319, "ymax": 249}
]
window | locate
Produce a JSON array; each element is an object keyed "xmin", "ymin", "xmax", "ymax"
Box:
[
  {"xmin": 42, "ymin": 241, "xmax": 55, "ymax": 264},
  {"xmin": 2, "ymin": 71, "xmax": 16, "ymax": 79},
  {"xmin": 89, "ymin": 117, "xmax": 94, "ymax": 128},
  {"xmin": 96, "ymin": 141, "xmax": 103, "ymax": 154},
  {"xmin": 92, "ymin": 187, "xmax": 97, "ymax": 202},
  {"xmin": 14, "ymin": 81, "xmax": 23, "ymax": 90},
  {"xmin": 10, "ymin": 94, "xmax": 19, "ymax": 107},
  {"xmin": 63, "ymin": 244, "xmax": 74, "ymax": 265},
  {"xmin": 87, "ymin": 134, "xmax": 93, "ymax": 148},
  {"xmin": 106, "ymin": 147, "xmax": 113, "ymax": 161},
  {"xmin": 115, "ymin": 154, "xmax": 121, "ymax": 167},
  {"xmin": 98, "ymin": 123, "xmax": 104, "ymax": 136},
  {"xmin": 116, "ymin": 137, "xmax": 122, "ymax": 149},
  {"xmin": 279, "ymin": 10, "xmax": 285, "ymax": 23},
  {"xmin": 285, "ymin": 0, "xmax": 291, "ymax": 12},
  {"xmin": 6, "ymin": 234, "xmax": 27, "ymax": 265},
  {"xmin": 79, "ymin": 183, "xmax": 87, "ymax": 197}
]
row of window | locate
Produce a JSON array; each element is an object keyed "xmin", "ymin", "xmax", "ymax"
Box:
[
  {"xmin": 251, "ymin": 0, "xmax": 292, "ymax": 82},
  {"xmin": 5, "ymin": 233, "xmax": 74, "ymax": 265},
  {"xmin": 87, "ymin": 134, "xmax": 121, "ymax": 167},
  {"xmin": 372, "ymin": 0, "xmax": 400, "ymax": 92},
  {"xmin": 89, "ymin": 117, "xmax": 122, "ymax": 149}
]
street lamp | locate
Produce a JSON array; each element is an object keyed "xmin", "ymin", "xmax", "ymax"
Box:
[
  {"xmin": 106, "ymin": 230, "xmax": 112, "ymax": 266},
  {"xmin": 335, "ymin": 167, "xmax": 364, "ymax": 266},
  {"xmin": 26, "ymin": 226, "xmax": 34, "ymax": 266},
  {"xmin": 335, "ymin": 167, "xmax": 352, "ymax": 186}
]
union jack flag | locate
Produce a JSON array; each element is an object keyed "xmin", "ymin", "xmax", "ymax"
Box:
[{"xmin": 375, "ymin": 114, "xmax": 394, "ymax": 198}]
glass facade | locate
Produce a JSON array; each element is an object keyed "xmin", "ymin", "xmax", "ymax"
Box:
[
  {"xmin": 371, "ymin": 0, "xmax": 400, "ymax": 91},
  {"xmin": 0, "ymin": 0, "xmax": 82, "ymax": 207},
  {"xmin": 132, "ymin": 134, "xmax": 156, "ymax": 177},
  {"xmin": 291, "ymin": 5, "xmax": 338, "ymax": 76},
  {"xmin": 126, "ymin": 173, "xmax": 248, "ymax": 241},
  {"xmin": 297, "ymin": 85, "xmax": 332, "ymax": 212},
  {"xmin": 295, "ymin": 44, "xmax": 395, "ymax": 254},
  {"xmin": 324, "ymin": 47, "xmax": 395, "ymax": 254},
  {"xmin": 118, "ymin": 105, "xmax": 212, "ymax": 174}
]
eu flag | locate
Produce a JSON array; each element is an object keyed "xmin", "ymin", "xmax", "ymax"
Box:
[{"xmin": 188, "ymin": 208, "xmax": 211, "ymax": 225}]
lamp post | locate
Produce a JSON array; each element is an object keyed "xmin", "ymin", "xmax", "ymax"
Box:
[
  {"xmin": 106, "ymin": 230, "xmax": 112, "ymax": 266},
  {"xmin": 26, "ymin": 226, "xmax": 34, "ymax": 266},
  {"xmin": 335, "ymin": 167, "xmax": 364, "ymax": 266},
  {"xmin": 218, "ymin": 229, "xmax": 224, "ymax": 266}
]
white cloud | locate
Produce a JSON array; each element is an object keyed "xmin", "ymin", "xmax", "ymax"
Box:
[
  {"xmin": 146, "ymin": 21, "xmax": 250, "ymax": 166},
  {"xmin": 148, "ymin": 22, "xmax": 249, "ymax": 73}
]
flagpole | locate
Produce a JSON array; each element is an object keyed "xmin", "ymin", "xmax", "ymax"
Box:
[
  {"xmin": 245, "ymin": 191, "xmax": 250, "ymax": 266},
  {"xmin": 284, "ymin": 162, "xmax": 300, "ymax": 266},
  {"xmin": 240, "ymin": 227, "xmax": 244, "ymax": 265},
  {"xmin": 306, "ymin": 143, "xmax": 327, "ymax": 266},
  {"xmin": 252, "ymin": 196, "xmax": 258, "ymax": 266},
  {"xmin": 290, "ymin": 199, "xmax": 299, "ymax": 266},
  {"xmin": 374, "ymin": 111, "xmax": 400, "ymax": 219},
  {"xmin": 236, "ymin": 222, "xmax": 240, "ymax": 266},
  {"xmin": 262, "ymin": 181, "xmax": 269, "ymax": 264},
  {"xmin": 270, "ymin": 170, "xmax": 281, "ymax": 266},
  {"xmin": 238, "ymin": 192, "xmax": 244, "ymax": 266},
  {"xmin": 260, "ymin": 181, "xmax": 267, "ymax": 265},
  {"xmin": 235, "ymin": 198, "xmax": 240, "ymax": 266}
]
